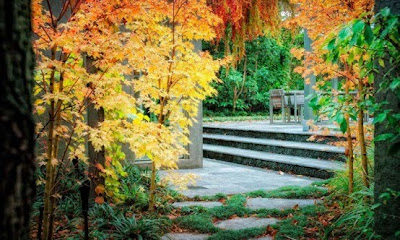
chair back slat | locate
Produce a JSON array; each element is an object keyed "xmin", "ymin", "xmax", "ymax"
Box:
[
  {"xmin": 270, "ymin": 89, "xmax": 284, "ymax": 108},
  {"xmin": 289, "ymin": 94, "xmax": 304, "ymax": 105}
]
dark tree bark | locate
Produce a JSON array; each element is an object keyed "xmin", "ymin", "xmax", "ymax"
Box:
[
  {"xmin": 85, "ymin": 57, "xmax": 105, "ymax": 201},
  {"xmin": 374, "ymin": 1, "xmax": 400, "ymax": 239},
  {"xmin": 0, "ymin": 0, "xmax": 36, "ymax": 239}
]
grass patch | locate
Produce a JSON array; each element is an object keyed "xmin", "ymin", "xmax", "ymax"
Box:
[
  {"xmin": 192, "ymin": 193, "xmax": 227, "ymax": 201},
  {"xmin": 312, "ymin": 179, "xmax": 332, "ymax": 187},
  {"xmin": 275, "ymin": 215, "xmax": 308, "ymax": 239},
  {"xmin": 174, "ymin": 214, "xmax": 219, "ymax": 233},
  {"xmin": 245, "ymin": 185, "xmax": 328, "ymax": 199},
  {"xmin": 208, "ymin": 227, "xmax": 267, "ymax": 240}
]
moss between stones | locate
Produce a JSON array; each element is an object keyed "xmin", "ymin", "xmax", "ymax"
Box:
[{"xmin": 174, "ymin": 185, "xmax": 328, "ymax": 239}]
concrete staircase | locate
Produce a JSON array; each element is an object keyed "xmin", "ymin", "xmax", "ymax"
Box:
[{"xmin": 203, "ymin": 125, "xmax": 346, "ymax": 179}]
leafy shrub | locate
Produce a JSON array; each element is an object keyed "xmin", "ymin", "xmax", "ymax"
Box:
[
  {"xmin": 90, "ymin": 203, "xmax": 171, "ymax": 240},
  {"xmin": 332, "ymin": 187, "xmax": 378, "ymax": 239}
]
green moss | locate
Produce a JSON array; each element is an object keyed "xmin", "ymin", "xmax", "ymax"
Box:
[
  {"xmin": 275, "ymin": 215, "xmax": 308, "ymax": 240},
  {"xmin": 175, "ymin": 186, "xmax": 329, "ymax": 239},
  {"xmin": 209, "ymin": 205, "xmax": 250, "ymax": 219},
  {"xmin": 245, "ymin": 185, "xmax": 328, "ymax": 199},
  {"xmin": 312, "ymin": 179, "xmax": 332, "ymax": 187},
  {"xmin": 208, "ymin": 227, "xmax": 267, "ymax": 240},
  {"xmin": 174, "ymin": 214, "xmax": 219, "ymax": 233},
  {"xmin": 193, "ymin": 193, "xmax": 227, "ymax": 201}
]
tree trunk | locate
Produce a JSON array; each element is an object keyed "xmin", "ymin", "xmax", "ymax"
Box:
[
  {"xmin": 345, "ymin": 81, "xmax": 354, "ymax": 194},
  {"xmin": 357, "ymin": 81, "xmax": 369, "ymax": 188},
  {"xmin": 374, "ymin": 1, "xmax": 400, "ymax": 238},
  {"xmin": 85, "ymin": 57, "xmax": 106, "ymax": 201},
  {"xmin": 0, "ymin": 1, "xmax": 36, "ymax": 239}
]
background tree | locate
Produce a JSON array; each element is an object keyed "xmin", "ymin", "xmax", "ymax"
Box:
[
  {"xmin": 204, "ymin": 32, "xmax": 303, "ymax": 114},
  {"xmin": 374, "ymin": 0, "xmax": 400, "ymax": 238},
  {"xmin": 0, "ymin": 0, "xmax": 36, "ymax": 239}
]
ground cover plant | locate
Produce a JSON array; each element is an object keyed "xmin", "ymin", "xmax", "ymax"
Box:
[
  {"xmin": 30, "ymin": 165, "xmax": 179, "ymax": 239},
  {"xmin": 172, "ymin": 184, "xmax": 331, "ymax": 239}
]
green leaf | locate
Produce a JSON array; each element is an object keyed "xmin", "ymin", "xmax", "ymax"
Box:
[
  {"xmin": 327, "ymin": 38, "xmax": 336, "ymax": 50},
  {"xmin": 375, "ymin": 133, "xmax": 394, "ymax": 142},
  {"xmin": 347, "ymin": 51, "xmax": 354, "ymax": 64},
  {"xmin": 353, "ymin": 20, "xmax": 365, "ymax": 35},
  {"xmin": 381, "ymin": 7, "xmax": 390, "ymax": 17},
  {"xmin": 340, "ymin": 120, "xmax": 347, "ymax": 134},
  {"xmin": 349, "ymin": 31, "xmax": 360, "ymax": 47},
  {"xmin": 339, "ymin": 27, "xmax": 351, "ymax": 40},
  {"xmin": 381, "ymin": 17, "xmax": 398, "ymax": 38},
  {"xmin": 336, "ymin": 113, "xmax": 347, "ymax": 133},
  {"xmin": 364, "ymin": 24, "xmax": 374, "ymax": 45},
  {"xmin": 371, "ymin": 203, "xmax": 381, "ymax": 210},
  {"xmin": 390, "ymin": 78, "xmax": 400, "ymax": 90},
  {"xmin": 373, "ymin": 112, "xmax": 387, "ymax": 123},
  {"xmin": 379, "ymin": 59, "xmax": 385, "ymax": 68}
]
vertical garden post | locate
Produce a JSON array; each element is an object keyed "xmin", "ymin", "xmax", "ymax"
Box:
[{"xmin": 302, "ymin": 29, "xmax": 316, "ymax": 131}]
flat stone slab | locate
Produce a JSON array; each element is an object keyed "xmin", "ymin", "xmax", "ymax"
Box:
[
  {"xmin": 161, "ymin": 233, "xmax": 210, "ymax": 240},
  {"xmin": 250, "ymin": 237, "xmax": 273, "ymax": 240},
  {"xmin": 214, "ymin": 217, "xmax": 279, "ymax": 230},
  {"xmin": 203, "ymin": 133, "xmax": 345, "ymax": 153},
  {"xmin": 172, "ymin": 201, "xmax": 223, "ymax": 208},
  {"xmin": 203, "ymin": 144, "xmax": 344, "ymax": 171},
  {"xmin": 246, "ymin": 198, "xmax": 321, "ymax": 210},
  {"xmin": 161, "ymin": 159, "xmax": 319, "ymax": 197}
]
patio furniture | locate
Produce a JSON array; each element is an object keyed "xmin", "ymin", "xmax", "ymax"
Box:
[
  {"xmin": 286, "ymin": 90, "xmax": 304, "ymax": 123},
  {"xmin": 269, "ymin": 89, "xmax": 290, "ymax": 123}
]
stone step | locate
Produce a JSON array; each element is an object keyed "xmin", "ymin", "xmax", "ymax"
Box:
[
  {"xmin": 214, "ymin": 217, "xmax": 280, "ymax": 230},
  {"xmin": 203, "ymin": 144, "xmax": 344, "ymax": 179},
  {"xmin": 172, "ymin": 201, "xmax": 223, "ymax": 208},
  {"xmin": 203, "ymin": 125, "xmax": 346, "ymax": 144},
  {"xmin": 203, "ymin": 134, "xmax": 345, "ymax": 162},
  {"xmin": 246, "ymin": 198, "xmax": 322, "ymax": 210},
  {"xmin": 161, "ymin": 233, "xmax": 210, "ymax": 240}
]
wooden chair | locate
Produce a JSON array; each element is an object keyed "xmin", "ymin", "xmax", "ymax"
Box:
[
  {"xmin": 288, "ymin": 91, "xmax": 304, "ymax": 123},
  {"xmin": 269, "ymin": 89, "xmax": 290, "ymax": 123}
]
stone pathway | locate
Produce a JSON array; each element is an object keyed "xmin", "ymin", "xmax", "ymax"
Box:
[
  {"xmin": 246, "ymin": 198, "xmax": 321, "ymax": 210},
  {"xmin": 214, "ymin": 217, "xmax": 279, "ymax": 230},
  {"xmin": 161, "ymin": 233, "xmax": 210, "ymax": 240},
  {"xmin": 161, "ymin": 159, "xmax": 319, "ymax": 198},
  {"xmin": 162, "ymin": 159, "xmax": 323, "ymax": 239},
  {"xmin": 172, "ymin": 201, "xmax": 223, "ymax": 208}
]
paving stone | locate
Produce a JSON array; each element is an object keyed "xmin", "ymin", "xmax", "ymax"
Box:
[
  {"xmin": 214, "ymin": 217, "xmax": 279, "ymax": 230},
  {"xmin": 161, "ymin": 233, "xmax": 210, "ymax": 240},
  {"xmin": 172, "ymin": 201, "xmax": 223, "ymax": 208},
  {"xmin": 250, "ymin": 237, "xmax": 273, "ymax": 240},
  {"xmin": 246, "ymin": 198, "xmax": 321, "ymax": 210},
  {"xmin": 161, "ymin": 159, "xmax": 319, "ymax": 198}
]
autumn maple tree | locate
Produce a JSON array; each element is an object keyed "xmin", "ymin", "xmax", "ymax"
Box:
[
  {"xmin": 286, "ymin": 0, "xmax": 374, "ymax": 193},
  {"xmin": 32, "ymin": 0, "xmax": 221, "ymax": 238},
  {"xmin": 209, "ymin": 0, "xmax": 279, "ymax": 60}
]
